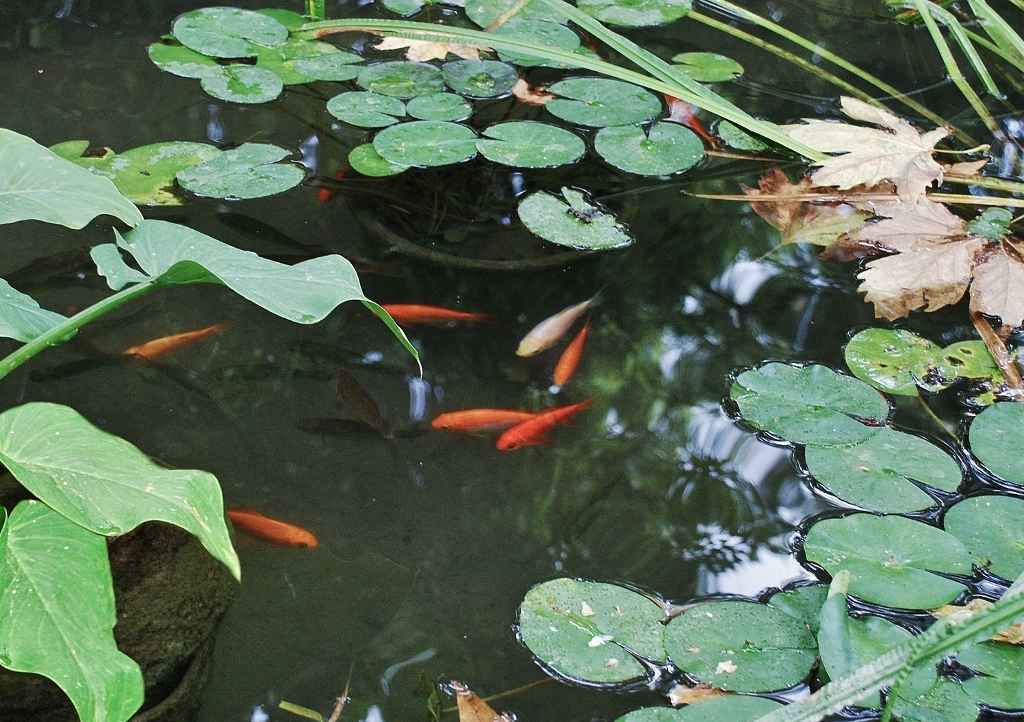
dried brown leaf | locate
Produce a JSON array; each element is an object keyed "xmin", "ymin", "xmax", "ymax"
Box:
[
  {"xmin": 451, "ymin": 681, "xmax": 513, "ymax": 722},
  {"xmin": 668, "ymin": 683, "xmax": 729, "ymax": 707},
  {"xmin": 845, "ymin": 197, "xmax": 967, "ymax": 253},
  {"xmin": 943, "ymin": 158, "xmax": 989, "ymax": 177},
  {"xmin": 374, "ymin": 37, "xmax": 488, "ymax": 62},
  {"xmin": 511, "ymin": 78, "xmax": 554, "ymax": 106},
  {"xmin": 970, "ymin": 243, "xmax": 1024, "ymax": 327}
]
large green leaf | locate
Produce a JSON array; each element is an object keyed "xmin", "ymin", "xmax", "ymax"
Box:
[
  {"xmin": 0, "ymin": 279, "xmax": 69, "ymax": 342},
  {"xmin": 253, "ymin": 38, "xmax": 341, "ymax": 85},
  {"xmin": 546, "ymin": 77, "xmax": 662, "ymax": 127},
  {"xmin": 477, "ymin": 121, "xmax": 585, "ymax": 167},
  {"xmin": 593, "ymin": 122, "xmax": 703, "ymax": 175},
  {"xmin": 614, "ymin": 697, "xmax": 783, "ymax": 722},
  {"xmin": 518, "ymin": 187, "xmax": 633, "ymax": 249},
  {"xmin": 147, "ymin": 40, "xmax": 224, "ymax": 79},
  {"xmin": 944, "ymin": 496, "xmax": 1024, "ymax": 580},
  {"xmin": 491, "ymin": 18, "xmax": 582, "ymax": 67},
  {"xmin": 0, "ymin": 128, "xmax": 142, "ymax": 229},
  {"xmin": 175, "ymin": 143, "xmax": 304, "ymax": 199},
  {"xmin": 373, "ymin": 121, "xmax": 478, "ymax": 166},
  {"xmin": 969, "ymin": 402, "xmax": 1024, "ymax": 484},
  {"xmin": 960, "ymin": 641, "xmax": 1024, "ymax": 709},
  {"xmin": 0, "ymin": 403, "xmax": 240, "ymax": 581},
  {"xmin": 327, "ymin": 91, "xmax": 406, "ymax": 128},
  {"xmin": 357, "ymin": 61, "xmax": 445, "ymax": 98},
  {"xmin": 844, "ymin": 328, "xmax": 943, "ymax": 395},
  {"xmin": 578, "ymin": 0, "xmax": 692, "ymax": 26},
  {"xmin": 441, "ymin": 59, "xmax": 519, "ymax": 98},
  {"xmin": 172, "ymin": 7, "xmax": 289, "ymax": 58},
  {"xmin": 671, "ymin": 52, "xmax": 742, "ymax": 82},
  {"xmin": 0, "ymin": 501, "xmax": 144, "ymax": 722}
]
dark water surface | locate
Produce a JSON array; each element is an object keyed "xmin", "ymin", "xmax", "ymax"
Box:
[{"xmin": 0, "ymin": 2, "xmax": 990, "ymax": 720}]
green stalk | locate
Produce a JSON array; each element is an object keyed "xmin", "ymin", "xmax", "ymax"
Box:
[
  {"xmin": 966, "ymin": 0, "xmax": 1024, "ymax": 68},
  {"xmin": 306, "ymin": 0, "xmax": 325, "ymax": 20},
  {"xmin": 943, "ymin": 174, "xmax": 1024, "ymax": 195},
  {"xmin": 962, "ymin": 27, "xmax": 1024, "ymax": 74},
  {"xmin": 927, "ymin": 0, "xmax": 1002, "ymax": 97},
  {"xmin": 0, "ymin": 281, "xmax": 158, "ymax": 382}
]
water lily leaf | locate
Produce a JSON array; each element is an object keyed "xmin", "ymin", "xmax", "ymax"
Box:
[
  {"xmin": 804, "ymin": 427, "xmax": 961, "ymax": 512},
  {"xmin": 147, "ymin": 39, "xmax": 223, "ymax": 79},
  {"xmin": 766, "ymin": 584, "xmax": 827, "ymax": 634},
  {"xmin": 200, "ymin": 64, "xmax": 284, "ymax": 103},
  {"xmin": 961, "ymin": 641, "xmax": 1024, "ymax": 709},
  {"xmin": 892, "ymin": 663, "xmax": 979, "ymax": 722},
  {"xmin": 802, "ymin": 513, "xmax": 971, "ymax": 609},
  {"xmin": 844, "ymin": 328, "xmax": 945, "ymax": 395},
  {"xmin": 477, "ymin": 121, "xmax": 584, "ymax": 167},
  {"xmin": 0, "ymin": 403, "xmax": 240, "ymax": 581},
  {"xmin": 465, "ymin": 0, "xmax": 567, "ymax": 27},
  {"xmin": 0, "ymin": 500, "xmax": 144, "ymax": 722},
  {"xmin": 936, "ymin": 340, "xmax": 1004, "ymax": 383},
  {"xmin": 357, "ymin": 61, "xmax": 445, "ymax": 98},
  {"xmin": 578, "ymin": 0, "xmax": 691, "ymax": 26},
  {"xmin": 664, "ymin": 600, "xmax": 817, "ymax": 692},
  {"xmin": 492, "ymin": 19, "xmax": 581, "ymax": 67},
  {"xmin": 255, "ymin": 8, "xmax": 307, "ymax": 29},
  {"xmin": 518, "ymin": 187, "xmax": 633, "ymax": 249},
  {"xmin": 442, "ymin": 59, "xmax": 518, "ymax": 97},
  {"xmin": 0, "ymin": 128, "xmax": 142, "ymax": 229},
  {"xmin": 730, "ymin": 363, "xmax": 890, "ymax": 447},
  {"xmin": 547, "ymin": 77, "xmax": 662, "ymax": 127},
  {"xmin": 48, "ymin": 140, "xmax": 91, "ymax": 161},
  {"xmin": 614, "ymin": 697, "xmax": 783, "ymax": 722},
  {"xmin": 172, "ymin": 7, "xmax": 289, "ymax": 58},
  {"xmin": 254, "ymin": 38, "xmax": 342, "ymax": 85},
  {"xmin": 382, "ymin": 0, "xmax": 426, "ymax": 16},
  {"xmin": 176, "ymin": 143, "xmax": 304, "ymax": 199},
  {"xmin": 966, "ymin": 207, "xmax": 1013, "ymax": 241},
  {"xmin": 327, "ymin": 91, "xmax": 406, "ymax": 128},
  {"xmin": 671, "ymin": 52, "xmax": 742, "ymax": 82},
  {"xmin": 517, "ymin": 578, "xmax": 666, "ymax": 684},
  {"xmin": 715, "ymin": 120, "xmax": 767, "ymax": 151},
  {"xmin": 373, "ymin": 121, "xmax": 478, "ymax": 166},
  {"xmin": 293, "ymin": 50, "xmax": 363, "ymax": 81},
  {"xmin": 944, "ymin": 496, "xmax": 1024, "ymax": 580},
  {"xmin": 968, "ymin": 402, "xmax": 1024, "ymax": 484},
  {"xmin": 594, "ymin": 122, "xmax": 703, "ymax": 175},
  {"xmin": 348, "ymin": 143, "xmax": 409, "ymax": 176},
  {"xmin": 0, "ymin": 279, "xmax": 70, "ymax": 342},
  {"xmin": 407, "ymin": 92, "xmax": 472, "ymax": 121}
]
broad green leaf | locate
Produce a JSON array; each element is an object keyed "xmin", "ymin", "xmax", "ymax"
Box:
[
  {"xmin": 547, "ymin": 77, "xmax": 662, "ymax": 127},
  {"xmin": 936, "ymin": 340, "xmax": 1004, "ymax": 384},
  {"xmin": 383, "ymin": 0, "xmax": 425, "ymax": 16},
  {"xmin": 407, "ymin": 93, "xmax": 472, "ymax": 121},
  {"xmin": 0, "ymin": 128, "xmax": 142, "ymax": 229},
  {"xmin": 960, "ymin": 641, "xmax": 1024, "ymax": 709},
  {"xmin": 518, "ymin": 187, "xmax": 633, "ymax": 249},
  {"xmin": 944, "ymin": 496, "xmax": 1024, "ymax": 580},
  {"xmin": 200, "ymin": 64, "xmax": 284, "ymax": 103},
  {"xmin": 172, "ymin": 7, "xmax": 289, "ymax": 58},
  {"xmin": 892, "ymin": 663, "xmax": 978, "ymax": 722},
  {"xmin": 465, "ymin": 0, "xmax": 567, "ymax": 27},
  {"xmin": 176, "ymin": 143, "xmax": 304, "ymax": 199},
  {"xmin": 348, "ymin": 144, "xmax": 409, "ymax": 176},
  {"xmin": 803, "ymin": 514, "xmax": 971, "ymax": 609},
  {"xmin": 969, "ymin": 402, "xmax": 1024, "ymax": 484},
  {"xmin": 766, "ymin": 584, "xmax": 827, "ymax": 635},
  {"xmin": 0, "ymin": 404, "xmax": 239, "ymax": 581},
  {"xmin": 48, "ymin": 140, "xmax": 91, "ymax": 160},
  {"xmin": 844, "ymin": 328, "xmax": 942, "ymax": 395},
  {"xmin": 492, "ymin": 18, "xmax": 581, "ymax": 67},
  {"xmin": 614, "ymin": 697, "xmax": 783, "ymax": 722},
  {"xmin": 664, "ymin": 600, "xmax": 817, "ymax": 692},
  {"xmin": 715, "ymin": 120, "xmax": 766, "ymax": 152},
  {"xmin": 293, "ymin": 51, "xmax": 364, "ymax": 81},
  {"xmin": 0, "ymin": 500, "xmax": 145, "ymax": 722},
  {"xmin": 477, "ymin": 121, "xmax": 585, "ymax": 167},
  {"xmin": 256, "ymin": 8, "xmax": 308, "ymax": 29},
  {"xmin": 730, "ymin": 363, "xmax": 890, "ymax": 447},
  {"xmin": 966, "ymin": 207, "xmax": 1013, "ymax": 240},
  {"xmin": 517, "ymin": 578, "xmax": 666, "ymax": 683},
  {"xmin": 671, "ymin": 52, "xmax": 742, "ymax": 82},
  {"xmin": 442, "ymin": 59, "xmax": 519, "ymax": 97},
  {"xmin": 578, "ymin": 0, "xmax": 691, "ymax": 26},
  {"xmin": 0, "ymin": 279, "xmax": 69, "ymax": 342},
  {"xmin": 803, "ymin": 427, "xmax": 960, "ymax": 513},
  {"xmin": 373, "ymin": 121, "xmax": 478, "ymax": 166},
  {"xmin": 594, "ymin": 122, "xmax": 703, "ymax": 175},
  {"xmin": 327, "ymin": 91, "xmax": 406, "ymax": 128},
  {"xmin": 147, "ymin": 40, "xmax": 223, "ymax": 79},
  {"xmin": 357, "ymin": 61, "xmax": 445, "ymax": 98},
  {"xmin": 254, "ymin": 38, "xmax": 343, "ymax": 84}
]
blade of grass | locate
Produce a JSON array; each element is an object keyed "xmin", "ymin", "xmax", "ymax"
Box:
[
  {"xmin": 966, "ymin": 0, "xmax": 1024, "ymax": 66},
  {"xmin": 927, "ymin": 0, "xmax": 1002, "ymax": 97},
  {"xmin": 962, "ymin": 28, "xmax": 1024, "ymax": 74}
]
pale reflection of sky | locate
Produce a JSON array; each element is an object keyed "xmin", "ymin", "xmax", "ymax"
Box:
[
  {"xmin": 701, "ymin": 546, "xmax": 813, "ymax": 597},
  {"xmin": 711, "ymin": 259, "xmax": 780, "ymax": 306}
]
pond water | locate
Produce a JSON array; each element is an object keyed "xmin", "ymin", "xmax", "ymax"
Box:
[{"xmin": 0, "ymin": 1, "xmax": 1010, "ymax": 721}]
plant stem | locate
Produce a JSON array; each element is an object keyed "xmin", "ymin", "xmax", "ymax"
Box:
[
  {"xmin": 943, "ymin": 174, "xmax": 1024, "ymax": 195},
  {"xmin": 970, "ymin": 310, "xmax": 1024, "ymax": 398},
  {"xmin": 916, "ymin": 395, "xmax": 957, "ymax": 439},
  {"xmin": 440, "ymin": 678, "xmax": 554, "ymax": 714},
  {"xmin": 0, "ymin": 281, "xmax": 157, "ymax": 383}
]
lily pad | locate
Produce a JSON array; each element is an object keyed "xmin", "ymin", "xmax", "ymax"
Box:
[
  {"xmin": 664, "ymin": 600, "xmax": 817, "ymax": 692},
  {"xmin": 944, "ymin": 496, "xmax": 1024, "ymax": 580},
  {"xmin": 845, "ymin": 328, "xmax": 943, "ymax": 395},
  {"xmin": 577, "ymin": 0, "xmax": 692, "ymax": 26},
  {"xmin": 0, "ymin": 279, "xmax": 69, "ymax": 343},
  {"xmin": 492, "ymin": 19, "xmax": 581, "ymax": 67},
  {"xmin": 730, "ymin": 363, "xmax": 890, "ymax": 447},
  {"xmin": 348, "ymin": 143, "xmax": 409, "ymax": 176},
  {"xmin": 253, "ymin": 38, "xmax": 343, "ymax": 85},
  {"xmin": 255, "ymin": 8, "xmax": 307, "ymax": 29},
  {"xmin": 147, "ymin": 40, "xmax": 223, "ymax": 79},
  {"xmin": 547, "ymin": 77, "xmax": 663, "ymax": 127},
  {"xmin": 327, "ymin": 91, "xmax": 406, "ymax": 128},
  {"xmin": 442, "ymin": 59, "xmax": 519, "ymax": 97},
  {"xmin": 766, "ymin": 584, "xmax": 827, "ymax": 634},
  {"xmin": 200, "ymin": 64, "xmax": 283, "ymax": 103},
  {"xmin": 715, "ymin": 120, "xmax": 767, "ymax": 152},
  {"xmin": 961, "ymin": 641, "xmax": 1024, "ymax": 709},
  {"xmin": 373, "ymin": 121, "xmax": 478, "ymax": 166},
  {"xmin": 594, "ymin": 122, "xmax": 703, "ymax": 175},
  {"xmin": 382, "ymin": 0, "xmax": 426, "ymax": 16},
  {"xmin": 518, "ymin": 187, "xmax": 633, "ymax": 250},
  {"xmin": 892, "ymin": 662, "xmax": 979, "ymax": 722},
  {"xmin": 937, "ymin": 340, "xmax": 1004, "ymax": 384},
  {"xmin": 176, "ymin": 143, "xmax": 304, "ymax": 199},
  {"xmin": 293, "ymin": 51, "xmax": 364, "ymax": 81},
  {"xmin": 465, "ymin": 0, "xmax": 567, "ymax": 27},
  {"xmin": 968, "ymin": 402, "xmax": 1024, "ymax": 484},
  {"xmin": 614, "ymin": 697, "xmax": 783, "ymax": 722},
  {"xmin": 517, "ymin": 578, "xmax": 666, "ymax": 684},
  {"xmin": 671, "ymin": 52, "xmax": 743, "ymax": 82},
  {"xmin": 407, "ymin": 93, "xmax": 472, "ymax": 121},
  {"xmin": 172, "ymin": 7, "xmax": 289, "ymax": 58},
  {"xmin": 802, "ymin": 513, "xmax": 971, "ymax": 609},
  {"xmin": 966, "ymin": 207, "xmax": 1013, "ymax": 240},
  {"xmin": 803, "ymin": 427, "xmax": 961, "ymax": 513},
  {"xmin": 477, "ymin": 121, "xmax": 585, "ymax": 167},
  {"xmin": 357, "ymin": 61, "xmax": 445, "ymax": 98}
]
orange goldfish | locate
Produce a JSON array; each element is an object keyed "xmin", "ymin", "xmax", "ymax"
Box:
[
  {"xmin": 226, "ymin": 507, "xmax": 318, "ymax": 548},
  {"xmin": 664, "ymin": 95, "xmax": 717, "ymax": 148},
  {"xmin": 381, "ymin": 304, "xmax": 495, "ymax": 326},
  {"xmin": 431, "ymin": 408, "xmax": 540, "ymax": 435},
  {"xmin": 516, "ymin": 293, "xmax": 600, "ymax": 357},
  {"xmin": 317, "ymin": 169, "xmax": 347, "ymax": 203},
  {"xmin": 121, "ymin": 322, "xmax": 231, "ymax": 362},
  {"xmin": 552, "ymin": 317, "xmax": 590, "ymax": 387},
  {"xmin": 496, "ymin": 399, "xmax": 594, "ymax": 450}
]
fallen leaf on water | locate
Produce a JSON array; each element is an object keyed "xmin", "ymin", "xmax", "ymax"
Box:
[
  {"xmin": 512, "ymin": 78, "xmax": 554, "ymax": 106},
  {"xmin": 451, "ymin": 681, "xmax": 513, "ymax": 722},
  {"xmin": 969, "ymin": 242, "xmax": 1024, "ymax": 327},
  {"xmin": 843, "ymin": 196, "xmax": 967, "ymax": 253},
  {"xmin": 374, "ymin": 37, "xmax": 488, "ymax": 62},
  {"xmin": 668, "ymin": 682, "xmax": 729, "ymax": 706},
  {"xmin": 943, "ymin": 158, "xmax": 989, "ymax": 176}
]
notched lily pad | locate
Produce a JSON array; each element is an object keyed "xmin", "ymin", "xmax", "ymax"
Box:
[
  {"xmin": 714, "ymin": 120, "xmax": 766, "ymax": 152},
  {"xmin": 465, "ymin": 0, "xmax": 567, "ymax": 27},
  {"xmin": 253, "ymin": 38, "xmax": 343, "ymax": 85},
  {"xmin": 176, "ymin": 143, "xmax": 304, "ymax": 199},
  {"xmin": 293, "ymin": 51, "xmax": 364, "ymax": 81},
  {"xmin": 845, "ymin": 328, "xmax": 943, "ymax": 395},
  {"xmin": 172, "ymin": 7, "xmax": 289, "ymax": 58},
  {"xmin": 594, "ymin": 122, "xmax": 703, "ymax": 176},
  {"xmin": 492, "ymin": 19, "xmax": 581, "ymax": 67},
  {"xmin": 671, "ymin": 52, "xmax": 742, "ymax": 82},
  {"xmin": 944, "ymin": 496, "xmax": 1024, "ymax": 580},
  {"xmin": 358, "ymin": 61, "xmax": 445, "ymax": 98},
  {"xmin": 442, "ymin": 59, "xmax": 518, "ymax": 98},
  {"xmin": 147, "ymin": 40, "xmax": 223, "ymax": 79},
  {"xmin": 547, "ymin": 77, "xmax": 662, "ymax": 127},
  {"xmin": 614, "ymin": 697, "xmax": 783, "ymax": 722},
  {"xmin": 578, "ymin": 0, "xmax": 692, "ymax": 26},
  {"xmin": 348, "ymin": 144, "xmax": 409, "ymax": 176},
  {"xmin": 968, "ymin": 402, "xmax": 1024, "ymax": 484},
  {"xmin": 200, "ymin": 64, "xmax": 284, "ymax": 103},
  {"xmin": 518, "ymin": 187, "xmax": 633, "ymax": 250},
  {"xmin": 372, "ymin": 120, "xmax": 478, "ymax": 166},
  {"xmin": 477, "ymin": 121, "xmax": 584, "ymax": 167},
  {"xmin": 327, "ymin": 91, "xmax": 406, "ymax": 128}
]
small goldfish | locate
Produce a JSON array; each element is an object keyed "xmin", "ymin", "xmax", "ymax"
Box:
[
  {"xmin": 122, "ymin": 322, "xmax": 231, "ymax": 362},
  {"xmin": 664, "ymin": 95, "xmax": 718, "ymax": 148},
  {"xmin": 431, "ymin": 408, "xmax": 540, "ymax": 435},
  {"xmin": 317, "ymin": 169, "xmax": 347, "ymax": 203},
  {"xmin": 496, "ymin": 399, "xmax": 594, "ymax": 450},
  {"xmin": 552, "ymin": 317, "xmax": 590, "ymax": 387},
  {"xmin": 380, "ymin": 304, "xmax": 495, "ymax": 326},
  {"xmin": 516, "ymin": 293, "xmax": 600, "ymax": 357},
  {"xmin": 226, "ymin": 507, "xmax": 318, "ymax": 548}
]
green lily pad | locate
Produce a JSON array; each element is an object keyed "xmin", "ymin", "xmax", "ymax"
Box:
[
  {"xmin": 200, "ymin": 64, "xmax": 284, "ymax": 103},
  {"xmin": 969, "ymin": 402, "xmax": 1024, "ymax": 484},
  {"xmin": 944, "ymin": 496, "xmax": 1024, "ymax": 579},
  {"xmin": 147, "ymin": 40, "xmax": 223, "ymax": 79},
  {"xmin": 518, "ymin": 187, "xmax": 633, "ymax": 250},
  {"xmin": 256, "ymin": 8, "xmax": 308, "ymax": 29},
  {"xmin": 442, "ymin": 59, "xmax": 518, "ymax": 97},
  {"xmin": 577, "ymin": 0, "xmax": 692, "ymax": 26},
  {"xmin": 176, "ymin": 143, "xmax": 304, "ymax": 199},
  {"xmin": 407, "ymin": 93, "xmax": 472, "ymax": 121},
  {"xmin": 293, "ymin": 51, "xmax": 364, "ymax": 81},
  {"xmin": 0, "ymin": 279, "xmax": 69, "ymax": 343},
  {"xmin": 358, "ymin": 61, "xmax": 445, "ymax": 98},
  {"xmin": 802, "ymin": 514, "xmax": 971, "ymax": 609},
  {"xmin": 967, "ymin": 207, "xmax": 1013, "ymax": 240},
  {"xmin": 382, "ymin": 0, "xmax": 426, "ymax": 16},
  {"xmin": 937, "ymin": 340, "xmax": 1004, "ymax": 385},
  {"xmin": 492, "ymin": 19, "xmax": 581, "ymax": 67},
  {"xmin": 670, "ymin": 52, "xmax": 743, "ymax": 82},
  {"xmin": 730, "ymin": 363, "xmax": 890, "ymax": 447},
  {"xmin": 373, "ymin": 121, "xmax": 478, "ymax": 166},
  {"xmin": 547, "ymin": 77, "xmax": 663, "ymax": 127},
  {"xmin": 327, "ymin": 91, "xmax": 406, "ymax": 128},
  {"xmin": 803, "ymin": 427, "xmax": 961, "ymax": 513},
  {"xmin": 766, "ymin": 584, "xmax": 827, "ymax": 635},
  {"xmin": 172, "ymin": 7, "xmax": 289, "ymax": 58},
  {"xmin": 465, "ymin": 0, "xmax": 567, "ymax": 27},
  {"xmin": 517, "ymin": 578, "xmax": 666, "ymax": 684},
  {"xmin": 961, "ymin": 641, "xmax": 1024, "ymax": 709},
  {"xmin": 664, "ymin": 600, "xmax": 817, "ymax": 692},
  {"xmin": 714, "ymin": 120, "xmax": 767, "ymax": 152},
  {"xmin": 254, "ymin": 38, "xmax": 343, "ymax": 85},
  {"xmin": 477, "ymin": 121, "xmax": 584, "ymax": 167},
  {"xmin": 594, "ymin": 122, "xmax": 703, "ymax": 175},
  {"xmin": 845, "ymin": 328, "xmax": 943, "ymax": 395},
  {"xmin": 348, "ymin": 143, "xmax": 409, "ymax": 176},
  {"xmin": 892, "ymin": 663, "xmax": 979, "ymax": 722},
  {"xmin": 614, "ymin": 697, "xmax": 783, "ymax": 722},
  {"xmin": 0, "ymin": 501, "xmax": 145, "ymax": 722}
]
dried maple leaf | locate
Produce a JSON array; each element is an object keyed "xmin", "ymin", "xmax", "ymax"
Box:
[
  {"xmin": 374, "ymin": 37, "xmax": 488, "ymax": 62},
  {"xmin": 451, "ymin": 681, "xmax": 513, "ymax": 722},
  {"xmin": 822, "ymin": 196, "xmax": 965, "ymax": 262},
  {"xmin": 511, "ymin": 78, "xmax": 554, "ymax": 106},
  {"xmin": 970, "ymin": 242, "xmax": 1024, "ymax": 327},
  {"xmin": 782, "ymin": 96, "xmax": 949, "ymax": 204},
  {"xmin": 943, "ymin": 158, "xmax": 989, "ymax": 176},
  {"xmin": 668, "ymin": 683, "xmax": 729, "ymax": 706}
]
